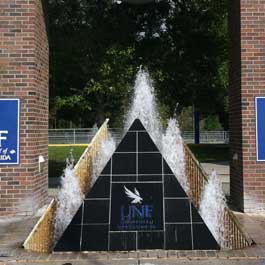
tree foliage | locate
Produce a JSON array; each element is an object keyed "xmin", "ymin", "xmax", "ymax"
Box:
[{"xmin": 48, "ymin": 0, "xmax": 228, "ymax": 128}]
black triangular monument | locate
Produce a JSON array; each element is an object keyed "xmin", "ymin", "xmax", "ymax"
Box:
[{"xmin": 54, "ymin": 119, "xmax": 220, "ymax": 251}]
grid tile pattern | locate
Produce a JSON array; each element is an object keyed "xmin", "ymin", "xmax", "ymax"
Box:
[{"xmin": 54, "ymin": 119, "xmax": 219, "ymax": 252}]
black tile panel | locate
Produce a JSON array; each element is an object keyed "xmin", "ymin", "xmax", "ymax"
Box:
[
  {"xmin": 112, "ymin": 175, "xmax": 137, "ymax": 182},
  {"xmin": 138, "ymin": 231, "xmax": 164, "ymax": 249},
  {"xmin": 138, "ymin": 132, "xmax": 158, "ymax": 152},
  {"xmin": 138, "ymin": 153, "xmax": 162, "ymax": 174},
  {"xmin": 192, "ymin": 224, "xmax": 220, "ymax": 250},
  {"xmin": 54, "ymin": 225, "xmax": 81, "ymax": 252},
  {"xmin": 112, "ymin": 153, "xmax": 136, "ymax": 175},
  {"xmin": 116, "ymin": 132, "xmax": 136, "ymax": 152},
  {"xmin": 86, "ymin": 176, "xmax": 110, "ymax": 198},
  {"xmin": 83, "ymin": 199, "xmax": 109, "ymax": 224},
  {"xmin": 165, "ymin": 224, "xmax": 192, "ymax": 250},
  {"xmin": 109, "ymin": 232, "xmax": 136, "ymax": 251},
  {"xmin": 164, "ymin": 175, "xmax": 187, "ymax": 198},
  {"xmin": 138, "ymin": 174, "xmax": 162, "ymax": 182},
  {"xmin": 165, "ymin": 199, "xmax": 191, "ymax": 223},
  {"xmin": 128, "ymin": 119, "xmax": 146, "ymax": 131},
  {"xmin": 81, "ymin": 225, "xmax": 109, "ymax": 251}
]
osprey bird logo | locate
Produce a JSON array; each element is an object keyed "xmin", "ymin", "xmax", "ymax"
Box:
[{"xmin": 124, "ymin": 186, "xmax": 143, "ymax": 204}]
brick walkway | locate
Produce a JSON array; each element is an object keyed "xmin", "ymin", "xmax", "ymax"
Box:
[{"xmin": 0, "ymin": 211, "xmax": 265, "ymax": 265}]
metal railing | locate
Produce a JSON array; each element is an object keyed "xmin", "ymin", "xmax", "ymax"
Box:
[
  {"xmin": 184, "ymin": 144, "xmax": 208, "ymax": 208},
  {"xmin": 49, "ymin": 128, "xmax": 229, "ymax": 144}
]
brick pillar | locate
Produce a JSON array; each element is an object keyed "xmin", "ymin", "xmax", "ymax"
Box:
[
  {"xmin": 229, "ymin": 0, "xmax": 265, "ymax": 212},
  {"xmin": 0, "ymin": 0, "xmax": 49, "ymax": 216}
]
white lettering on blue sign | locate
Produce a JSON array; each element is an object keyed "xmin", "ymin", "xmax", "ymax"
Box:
[
  {"xmin": 0, "ymin": 99, "xmax": 20, "ymax": 165},
  {"xmin": 0, "ymin": 130, "xmax": 8, "ymax": 147}
]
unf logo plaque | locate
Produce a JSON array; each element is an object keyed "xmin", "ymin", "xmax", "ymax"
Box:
[{"xmin": 110, "ymin": 183, "xmax": 163, "ymax": 231}]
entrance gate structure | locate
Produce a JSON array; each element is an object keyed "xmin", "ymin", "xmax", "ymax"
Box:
[{"xmin": 0, "ymin": 0, "xmax": 265, "ymax": 215}]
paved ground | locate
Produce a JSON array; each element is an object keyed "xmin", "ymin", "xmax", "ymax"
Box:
[
  {"xmin": 2, "ymin": 162, "xmax": 265, "ymax": 265},
  {"xmin": 1, "ymin": 209, "xmax": 265, "ymax": 265},
  {"xmin": 2, "ymin": 259, "xmax": 265, "ymax": 265}
]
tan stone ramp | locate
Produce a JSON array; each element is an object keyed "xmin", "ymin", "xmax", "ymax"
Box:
[{"xmin": 0, "ymin": 212, "xmax": 265, "ymax": 265}]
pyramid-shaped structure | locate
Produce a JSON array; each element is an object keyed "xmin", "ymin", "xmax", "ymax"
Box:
[{"xmin": 54, "ymin": 119, "xmax": 219, "ymax": 251}]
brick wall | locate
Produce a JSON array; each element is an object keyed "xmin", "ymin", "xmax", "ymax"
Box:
[
  {"xmin": 229, "ymin": 0, "xmax": 265, "ymax": 212},
  {"xmin": 0, "ymin": 0, "xmax": 49, "ymax": 216}
]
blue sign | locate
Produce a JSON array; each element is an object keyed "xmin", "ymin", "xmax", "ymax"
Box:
[
  {"xmin": 0, "ymin": 99, "xmax": 20, "ymax": 165},
  {"xmin": 256, "ymin": 97, "xmax": 265, "ymax": 161}
]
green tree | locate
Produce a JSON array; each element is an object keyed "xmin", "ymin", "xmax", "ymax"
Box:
[{"xmin": 48, "ymin": 0, "xmax": 228, "ymax": 128}]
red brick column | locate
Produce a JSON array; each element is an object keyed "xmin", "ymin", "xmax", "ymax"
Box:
[
  {"xmin": 229, "ymin": 0, "xmax": 265, "ymax": 212},
  {"xmin": 0, "ymin": 0, "xmax": 49, "ymax": 216}
]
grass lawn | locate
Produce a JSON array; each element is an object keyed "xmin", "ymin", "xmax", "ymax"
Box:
[
  {"xmin": 188, "ymin": 144, "xmax": 229, "ymax": 163},
  {"xmin": 48, "ymin": 145, "xmax": 87, "ymax": 179}
]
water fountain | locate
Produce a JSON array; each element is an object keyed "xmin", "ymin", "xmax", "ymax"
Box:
[
  {"xmin": 126, "ymin": 69, "xmax": 188, "ymax": 192},
  {"xmin": 125, "ymin": 68, "xmax": 163, "ymax": 148},
  {"xmin": 200, "ymin": 170, "xmax": 226, "ymax": 247},
  {"xmin": 54, "ymin": 164, "xmax": 83, "ymax": 242},
  {"xmin": 54, "ymin": 130, "xmax": 116, "ymax": 243},
  {"xmin": 162, "ymin": 118, "xmax": 189, "ymax": 193},
  {"xmin": 54, "ymin": 118, "xmax": 220, "ymax": 251},
  {"xmin": 91, "ymin": 132, "xmax": 116, "ymax": 185},
  {"xmin": 23, "ymin": 68, "xmax": 253, "ymax": 253},
  {"xmin": 53, "ymin": 69, "xmax": 221, "ymax": 251}
]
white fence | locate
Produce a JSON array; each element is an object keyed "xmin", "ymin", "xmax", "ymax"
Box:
[
  {"xmin": 48, "ymin": 128, "xmax": 229, "ymax": 144},
  {"xmin": 182, "ymin": 131, "xmax": 229, "ymax": 144},
  {"xmin": 48, "ymin": 128, "xmax": 97, "ymax": 144}
]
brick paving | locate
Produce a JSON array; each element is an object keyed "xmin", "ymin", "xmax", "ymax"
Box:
[{"xmin": 0, "ymin": 211, "xmax": 265, "ymax": 265}]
